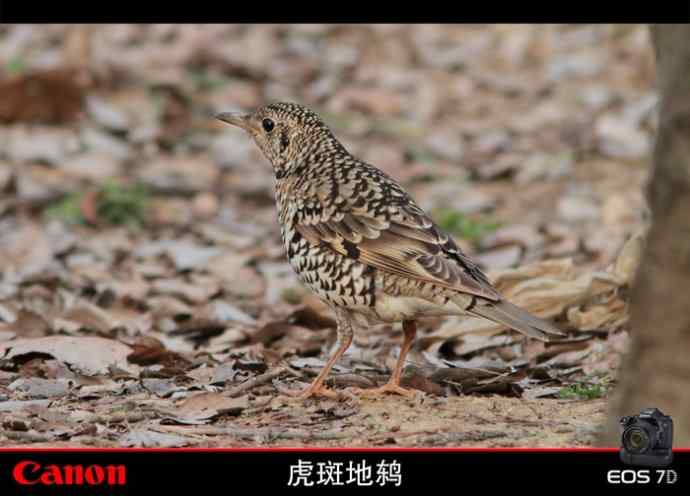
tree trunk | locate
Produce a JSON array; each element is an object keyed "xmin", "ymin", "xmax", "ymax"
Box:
[{"xmin": 601, "ymin": 24, "xmax": 690, "ymax": 446}]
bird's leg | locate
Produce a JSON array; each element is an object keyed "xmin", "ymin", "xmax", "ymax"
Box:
[
  {"xmin": 350, "ymin": 320, "xmax": 418, "ymax": 397},
  {"xmin": 280, "ymin": 309, "xmax": 353, "ymax": 400}
]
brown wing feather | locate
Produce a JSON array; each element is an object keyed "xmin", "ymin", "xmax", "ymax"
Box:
[
  {"xmin": 287, "ymin": 160, "xmax": 500, "ymax": 301},
  {"xmin": 295, "ymin": 205, "xmax": 500, "ymax": 301}
]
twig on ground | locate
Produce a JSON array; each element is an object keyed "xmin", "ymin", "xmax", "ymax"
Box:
[{"xmin": 225, "ymin": 366, "xmax": 289, "ymax": 397}]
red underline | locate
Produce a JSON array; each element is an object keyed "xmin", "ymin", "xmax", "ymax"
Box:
[
  {"xmin": 0, "ymin": 447, "xmax": 628, "ymax": 452},
  {"xmin": 2, "ymin": 447, "xmax": 689, "ymax": 453}
]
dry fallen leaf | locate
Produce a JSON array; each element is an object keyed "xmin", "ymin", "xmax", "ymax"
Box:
[
  {"xmin": 166, "ymin": 392, "xmax": 249, "ymax": 424},
  {"xmin": 127, "ymin": 336, "xmax": 191, "ymax": 368},
  {"xmin": 0, "ymin": 70, "xmax": 86, "ymax": 124},
  {"xmin": 8, "ymin": 377, "xmax": 72, "ymax": 399},
  {"xmin": 120, "ymin": 429, "xmax": 196, "ymax": 448},
  {"xmin": 0, "ymin": 309, "xmax": 51, "ymax": 339},
  {"xmin": 0, "ymin": 336, "xmax": 137, "ymax": 376}
]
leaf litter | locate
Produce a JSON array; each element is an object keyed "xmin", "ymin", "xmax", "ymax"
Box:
[{"xmin": 0, "ymin": 24, "xmax": 653, "ymax": 447}]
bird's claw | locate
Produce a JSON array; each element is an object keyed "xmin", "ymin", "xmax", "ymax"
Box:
[
  {"xmin": 347, "ymin": 383, "xmax": 418, "ymax": 398},
  {"xmin": 274, "ymin": 380, "xmax": 339, "ymax": 400}
]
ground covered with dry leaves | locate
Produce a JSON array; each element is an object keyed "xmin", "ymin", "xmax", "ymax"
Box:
[{"xmin": 0, "ymin": 25, "xmax": 654, "ymax": 447}]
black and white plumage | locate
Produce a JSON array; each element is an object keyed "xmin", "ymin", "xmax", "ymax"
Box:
[{"xmin": 217, "ymin": 102, "xmax": 564, "ymax": 399}]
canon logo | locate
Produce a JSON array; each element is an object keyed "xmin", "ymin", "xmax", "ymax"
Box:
[{"xmin": 13, "ymin": 460, "xmax": 126, "ymax": 486}]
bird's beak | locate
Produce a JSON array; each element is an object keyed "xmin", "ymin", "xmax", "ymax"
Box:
[{"xmin": 215, "ymin": 112, "xmax": 252, "ymax": 131}]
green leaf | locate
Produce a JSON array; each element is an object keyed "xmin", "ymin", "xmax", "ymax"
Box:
[
  {"xmin": 6, "ymin": 56, "xmax": 27, "ymax": 75},
  {"xmin": 45, "ymin": 181, "xmax": 149, "ymax": 228},
  {"xmin": 433, "ymin": 208, "xmax": 500, "ymax": 244},
  {"xmin": 558, "ymin": 383, "xmax": 605, "ymax": 400}
]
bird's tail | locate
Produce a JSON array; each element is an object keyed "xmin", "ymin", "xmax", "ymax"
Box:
[{"xmin": 467, "ymin": 300, "xmax": 565, "ymax": 341}]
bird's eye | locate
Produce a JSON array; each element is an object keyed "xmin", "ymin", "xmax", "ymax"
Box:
[{"xmin": 262, "ymin": 118, "xmax": 275, "ymax": 133}]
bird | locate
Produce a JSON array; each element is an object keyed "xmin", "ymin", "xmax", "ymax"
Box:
[{"xmin": 216, "ymin": 102, "xmax": 564, "ymax": 399}]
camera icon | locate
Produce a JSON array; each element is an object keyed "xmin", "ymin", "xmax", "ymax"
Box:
[{"xmin": 620, "ymin": 408, "xmax": 673, "ymax": 467}]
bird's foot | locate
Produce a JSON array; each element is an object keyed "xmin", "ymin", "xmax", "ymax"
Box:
[
  {"xmin": 348, "ymin": 382, "xmax": 417, "ymax": 398},
  {"xmin": 274, "ymin": 380, "xmax": 339, "ymax": 400}
]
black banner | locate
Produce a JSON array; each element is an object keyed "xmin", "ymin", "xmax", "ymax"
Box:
[
  {"xmin": 0, "ymin": 0, "xmax": 688, "ymax": 23},
  {"xmin": 0, "ymin": 448, "xmax": 687, "ymax": 493}
]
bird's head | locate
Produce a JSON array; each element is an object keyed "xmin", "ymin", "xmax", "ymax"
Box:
[{"xmin": 216, "ymin": 102, "xmax": 342, "ymax": 178}]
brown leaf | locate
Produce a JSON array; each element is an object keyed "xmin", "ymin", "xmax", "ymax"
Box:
[
  {"xmin": 287, "ymin": 305, "xmax": 336, "ymax": 330},
  {"xmin": 0, "ymin": 70, "xmax": 85, "ymax": 124},
  {"xmin": 403, "ymin": 369, "xmax": 445, "ymax": 396},
  {"xmin": 0, "ymin": 309, "xmax": 51, "ymax": 338},
  {"xmin": 169, "ymin": 318, "xmax": 227, "ymax": 348},
  {"xmin": 168, "ymin": 392, "xmax": 249, "ymax": 424},
  {"xmin": 252, "ymin": 322, "xmax": 294, "ymax": 347},
  {"xmin": 331, "ymin": 87, "xmax": 404, "ymax": 116},
  {"xmin": 0, "ymin": 223, "xmax": 54, "ymax": 278},
  {"xmin": 127, "ymin": 336, "xmax": 191, "ymax": 368},
  {"xmin": 79, "ymin": 190, "xmax": 100, "ymax": 225},
  {"xmin": 151, "ymin": 278, "xmax": 219, "ymax": 304},
  {"xmin": 59, "ymin": 299, "xmax": 120, "ymax": 334}
]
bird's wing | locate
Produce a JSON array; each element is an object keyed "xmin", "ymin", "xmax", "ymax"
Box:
[{"xmin": 293, "ymin": 169, "xmax": 500, "ymax": 301}]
